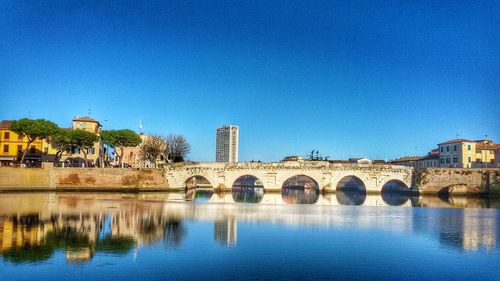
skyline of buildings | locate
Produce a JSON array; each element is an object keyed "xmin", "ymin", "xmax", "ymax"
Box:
[{"xmin": 216, "ymin": 125, "xmax": 239, "ymax": 163}]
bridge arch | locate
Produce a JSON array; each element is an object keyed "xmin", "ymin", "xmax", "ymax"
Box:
[
  {"xmin": 184, "ymin": 175, "xmax": 217, "ymax": 190},
  {"xmin": 335, "ymin": 175, "xmax": 367, "ymax": 205},
  {"xmin": 282, "ymin": 175, "xmax": 320, "ymax": 190},
  {"xmin": 380, "ymin": 179, "xmax": 411, "ymax": 206},
  {"xmin": 232, "ymin": 174, "xmax": 265, "ymax": 190},
  {"xmin": 281, "ymin": 175, "xmax": 320, "ymax": 204},
  {"xmin": 381, "ymin": 179, "xmax": 409, "ymax": 192},
  {"xmin": 336, "ymin": 175, "xmax": 366, "ymax": 192},
  {"xmin": 231, "ymin": 174, "xmax": 265, "ymax": 203}
]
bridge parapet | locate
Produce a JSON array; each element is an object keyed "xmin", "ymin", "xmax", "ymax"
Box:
[{"xmin": 164, "ymin": 162, "xmax": 413, "ymax": 193}]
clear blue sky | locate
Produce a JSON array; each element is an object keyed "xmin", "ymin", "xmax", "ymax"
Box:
[{"xmin": 1, "ymin": 1, "xmax": 498, "ymax": 162}]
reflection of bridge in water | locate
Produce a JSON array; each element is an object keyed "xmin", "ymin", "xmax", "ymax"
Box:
[
  {"xmin": 181, "ymin": 191, "xmax": 415, "ymax": 207},
  {"xmin": 0, "ymin": 192, "xmax": 498, "ymax": 260}
]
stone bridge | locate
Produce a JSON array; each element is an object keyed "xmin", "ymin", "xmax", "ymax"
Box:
[{"xmin": 164, "ymin": 161, "xmax": 414, "ymax": 193}]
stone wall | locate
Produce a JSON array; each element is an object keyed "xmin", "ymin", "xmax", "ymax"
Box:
[
  {"xmin": 0, "ymin": 168, "xmax": 167, "ymax": 191},
  {"xmin": 414, "ymin": 168, "xmax": 500, "ymax": 195},
  {"xmin": 0, "ymin": 168, "xmax": 51, "ymax": 190}
]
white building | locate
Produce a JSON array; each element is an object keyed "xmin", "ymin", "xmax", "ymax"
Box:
[{"xmin": 216, "ymin": 125, "xmax": 239, "ymax": 162}]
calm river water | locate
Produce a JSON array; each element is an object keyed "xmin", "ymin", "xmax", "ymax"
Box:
[{"xmin": 0, "ymin": 190, "xmax": 499, "ymax": 281}]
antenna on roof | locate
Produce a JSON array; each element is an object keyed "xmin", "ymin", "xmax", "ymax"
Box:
[
  {"xmin": 456, "ymin": 132, "xmax": 460, "ymax": 139},
  {"xmin": 88, "ymin": 109, "xmax": 92, "ymax": 116}
]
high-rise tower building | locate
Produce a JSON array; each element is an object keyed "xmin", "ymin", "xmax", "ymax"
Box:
[{"xmin": 216, "ymin": 125, "xmax": 239, "ymax": 162}]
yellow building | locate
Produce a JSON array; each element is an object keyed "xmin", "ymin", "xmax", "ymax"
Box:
[
  {"xmin": 0, "ymin": 117, "xmax": 106, "ymax": 167},
  {"xmin": 438, "ymin": 139, "xmax": 498, "ymax": 168},
  {"xmin": 0, "ymin": 120, "xmax": 46, "ymax": 166}
]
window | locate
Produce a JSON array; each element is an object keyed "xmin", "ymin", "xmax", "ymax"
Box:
[
  {"xmin": 4, "ymin": 132, "xmax": 9, "ymax": 139},
  {"xmin": 17, "ymin": 145, "xmax": 22, "ymax": 152},
  {"xmin": 446, "ymin": 146, "xmax": 449, "ymax": 152},
  {"xmin": 476, "ymin": 149, "xmax": 481, "ymax": 153},
  {"xmin": 440, "ymin": 158, "xmax": 444, "ymax": 164},
  {"xmin": 446, "ymin": 157, "xmax": 450, "ymax": 163},
  {"xmin": 468, "ymin": 157, "xmax": 471, "ymax": 163},
  {"xmin": 454, "ymin": 145, "xmax": 457, "ymax": 151},
  {"xmin": 3, "ymin": 145, "xmax": 8, "ymax": 153},
  {"xmin": 490, "ymin": 150, "xmax": 494, "ymax": 154},
  {"xmin": 467, "ymin": 144, "xmax": 471, "ymax": 151},
  {"xmin": 44, "ymin": 147, "xmax": 48, "ymax": 154},
  {"xmin": 18, "ymin": 134, "xmax": 22, "ymax": 140},
  {"xmin": 30, "ymin": 145, "xmax": 36, "ymax": 153},
  {"xmin": 440, "ymin": 147, "xmax": 443, "ymax": 153},
  {"xmin": 453, "ymin": 156, "xmax": 457, "ymax": 163}
]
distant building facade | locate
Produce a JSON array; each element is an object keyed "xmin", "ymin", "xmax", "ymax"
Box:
[
  {"xmin": 417, "ymin": 149, "xmax": 440, "ymax": 168},
  {"xmin": 392, "ymin": 138, "xmax": 499, "ymax": 169},
  {"xmin": 0, "ymin": 120, "xmax": 61, "ymax": 167},
  {"xmin": 348, "ymin": 158, "xmax": 373, "ymax": 165},
  {"xmin": 116, "ymin": 134, "xmax": 167, "ymax": 168},
  {"xmin": 216, "ymin": 125, "xmax": 239, "ymax": 162},
  {"xmin": 62, "ymin": 116, "xmax": 105, "ymax": 167}
]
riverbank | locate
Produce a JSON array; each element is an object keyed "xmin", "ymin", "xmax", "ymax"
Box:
[{"xmin": 0, "ymin": 167, "xmax": 167, "ymax": 192}]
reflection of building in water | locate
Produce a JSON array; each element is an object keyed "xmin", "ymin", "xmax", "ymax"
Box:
[
  {"xmin": 427, "ymin": 208, "xmax": 498, "ymax": 252},
  {"xmin": 0, "ymin": 215, "xmax": 53, "ymax": 252},
  {"xmin": 214, "ymin": 217, "xmax": 237, "ymax": 246},
  {"xmin": 66, "ymin": 247, "xmax": 93, "ymax": 263},
  {"xmin": 462, "ymin": 209, "xmax": 496, "ymax": 251}
]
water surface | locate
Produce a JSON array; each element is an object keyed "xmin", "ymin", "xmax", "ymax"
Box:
[{"xmin": 0, "ymin": 191, "xmax": 498, "ymax": 281}]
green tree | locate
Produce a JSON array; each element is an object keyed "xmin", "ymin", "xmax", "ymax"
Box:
[
  {"xmin": 50, "ymin": 129, "xmax": 72, "ymax": 164},
  {"xmin": 101, "ymin": 129, "xmax": 142, "ymax": 166},
  {"xmin": 68, "ymin": 129, "xmax": 99, "ymax": 167},
  {"xmin": 9, "ymin": 118, "xmax": 59, "ymax": 164}
]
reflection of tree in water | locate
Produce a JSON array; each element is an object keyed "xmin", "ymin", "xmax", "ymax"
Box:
[{"xmin": 164, "ymin": 220, "xmax": 186, "ymax": 248}]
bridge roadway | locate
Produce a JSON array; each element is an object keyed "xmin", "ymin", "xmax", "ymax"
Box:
[{"xmin": 164, "ymin": 161, "xmax": 414, "ymax": 192}]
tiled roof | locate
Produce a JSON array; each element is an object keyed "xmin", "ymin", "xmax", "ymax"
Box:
[
  {"xmin": 476, "ymin": 144, "xmax": 500, "ymax": 150},
  {"xmin": 0, "ymin": 120, "xmax": 13, "ymax": 129},
  {"xmin": 438, "ymin": 139, "xmax": 474, "ymax": 145},
  {"xmin": 72, "ymin": 116, "xmax": 99, "ymax": 123},
  {"xmin": 420, "ymin": 154, "xmax": 439, "ymax": 160},
  {"xmin": 391, "ymin": 156, "xmax": 423, "ymax": 162}
]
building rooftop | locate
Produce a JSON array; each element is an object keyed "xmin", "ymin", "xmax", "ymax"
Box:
[
  {"xmin": 420, "ymin": 153, "xmax": 439, "ymax": 160},
  {"xmin": 438, "ymin": 139, "xmax": 474, "ymax": 145},
  {"xmin": 391, "ymin": 156, "xmax": 423, "ymax": 163},
  {"xmin": 476, "ymin": 143, "xmax": 500, "ymax": 150},
  {"xmin": 72, "ymin": 116, "xmax": 100, "ymax": 123},
  {"xmin": 0, "ymin": 120, "xmax": 13, "ymax": 129}
]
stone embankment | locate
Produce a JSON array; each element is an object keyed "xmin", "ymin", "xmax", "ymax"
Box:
[
  {"xmin": 414, "ymin": 168, "xmax": 500, "ymax": 196},
  {"xmin": 0, "ymin": 166, "xmax": 499, "ymax": 196},
  {"xmin": 0, "ymin": 167, "xmax": 167, "ymax": 192}
]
